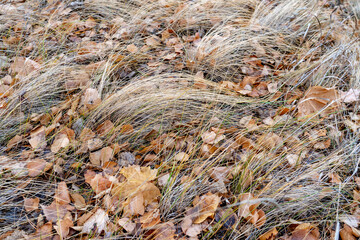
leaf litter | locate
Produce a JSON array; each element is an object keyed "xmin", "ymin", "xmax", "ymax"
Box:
[{"xmin": 1, "ymin": 0, "xmax": 360, "ymax": 239}]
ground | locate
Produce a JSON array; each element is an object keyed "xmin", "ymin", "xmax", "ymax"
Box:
[{"xmin": 1, "ymin": 0, "xmax": 360, "ymax": 239}]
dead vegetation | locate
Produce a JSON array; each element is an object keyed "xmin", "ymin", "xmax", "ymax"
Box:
[{"xmin": 1, "ymin": 0, "xmax": 360, "ymax": 239}]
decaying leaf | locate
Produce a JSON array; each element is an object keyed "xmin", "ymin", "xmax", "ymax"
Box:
[
  {"xmin": 297, "ymin": 86, "xmax": 339, "ymax": 117},
  {"xmin": 24, "ymin": 197, "xmax": 40, "ymax": 212},
  {"xmin": 55, "ymin": 182, "xmax": 71, "ymax": 205},
  {"xmin": 84, "ymin": 170, "xmax": 112, "ymax": 194},
  {"xmin": 27, "ymin": 158, "xmax": 47, "ymax": 177},
  {"xmin": 54, "ymin": 217, "xmax": 73, "ymax": 239},
  {"xmin": 238, "ymin": 193, "xmax": 266, "ymax": 227},
  {"xmin": 70, "ymin": 192, "xmax": 86, "ymax": 210},
  {"xmin": 82, "ymin": 208, "xmax": 109, "ymax": 234},
  {"xmin": 290, "ymin": 223, "xmax": 320, "ymax": 240},
  {"xmin": 259, "ymin": 227, "xmax": 278, "ymax": 240},
  {"xmin": 51, "ymin": 133, "xmax": 70, "ymax": 153},
  {"xmin": 118, "ymin": 217, "xmax": 136, "ymax": 233}
]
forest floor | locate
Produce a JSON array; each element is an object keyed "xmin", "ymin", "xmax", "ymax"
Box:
[{"xmin": 1, "ymin": 0, "xmax": 360, "ymax": 239}]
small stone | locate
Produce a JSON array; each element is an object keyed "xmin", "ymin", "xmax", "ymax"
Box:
[{"xmin": 118, "ymin": 152, "xmax": 135, "ymax": 167}]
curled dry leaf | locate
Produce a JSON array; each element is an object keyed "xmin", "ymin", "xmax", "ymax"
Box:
[
  {"xmin": 24, "ymin": 197, "xmax": 40, "ymax": 212},
  {"xmin": 297, "ymin": 86, "xmax": 339, "ymax": 117}
]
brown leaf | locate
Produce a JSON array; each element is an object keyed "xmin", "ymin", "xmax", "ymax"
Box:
[
  {"xmin": 118, "ymin": 217, "xmax": 136, "ymax": 233},
  {"xmin": 32, "ymin": 221, "xmax": 52, "ymax": 240},
  {"xmin": 127, "ymin": 44, "xmax": 138, "ymax": 53},
  {"xmin": 140, "ymin": 208, "xmax": 161, "ymax": 228},
  {"xmin": 27, "ymin": 158, "xmax": 47, "ymax": 177},
  {"xmin": 154, "ymin": 222, "xmax": 176, "ymax": 240},
  {"xmin": 297, "ymin": 86, "xmax": 339, "ymax": 117},
  {"xmin": 84, "ymin": 170, "xmax": 112, "ymax": 194},
  {"xmin": 257, "ymin": 132, "xmax": 282, "ymax": 149},
  {"xmin": 29, "ymin": 126, "xmax": 46, "ymax": 149},
  {"xmin": 51, "ymin": 133, "xmax": 70, "ymax": 153},
  {"xmin": 70, "ymin": 193, "xmax": 86, "ymax": 210},
  {"xmin": 291, "ymin": 223, "xmax": 319, "ymax": 240},
  {"xmin": 82, "ymin": 208, "xmax": 109, "ymax": 234},
  {"xmin": 201, "ymin": 131, "xmax": 225, "ymax": 145},
  {"xmin": 54, "ymin": 217, "xmax": 73, "ymax": 239},
  {"xmin": 120, "ymin": 165, "xmax": 157, "ymax": 183},
  {"xmin": 83, "ymin": 88, "xmax": 101, "ymax": 110},
  {"xmin": 259, "ymin": 227, "xmax": 278, "ymax": 240},
  {"xmin": 41, "ymin": 201, "xmax": 69, "ymax": 222},
  {"xmin": 10, "ymin": 57, "xmax": 40, "ymax": 79},
  {"xmin": 209, "ymin": 167, "xmax": 232, "ymax": 183},
  {"xmin": 24, "ymin": 197, "xmax": 39, "ymax": 212},
  {"xmin": 193, "ymin": 192, "xmax": 221, "ymax": 224},
  {"xmin": 55, "ymin": 182, "xmax": 71, "ymax": 205},
  {"xmin": 6, "ymin": 135, "xmax": 22, "ymax": 149},
  {"xmin": 96, "ymin": 120, "xmax": 114, "ymax": 137},
  {"xmin": 79, "ymin": 127, "xmax": 95, "ymax": 142}
]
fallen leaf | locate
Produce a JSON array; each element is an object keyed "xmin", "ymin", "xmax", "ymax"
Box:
[
  {"xmin": 70, "ymin": 193, "xmax": 86, "ymax": 210},
  {"xmin": 10, "ymin": 57, "xmax": 40, "ymax": 79},
  {"xmin": 193, "ymin": 192, "xmax": 221, "ymax": 224},
  {"xmin": 82, "ymin": 208, "xmax": 109, "ymax": 234},
  {"xmin": 340, "ymin": 89, "xmax": 360, "ymax": 103},
  {"xmin": 127, "ymin": 44, "xmax": 138, "ymax": 53},
  {"xmin": 6, "ymin": 135, "xmax": 22, "ymax": 149},
  {"xmin": 51, "ymin": 133, "xmax": 70, "ymax": 153},
  {"xmin": 174, "ymin": 152, "xmax": 189, "ymax": 162},
  {"xmin": 79, "ymin": 127, "xmax": 95, "ymax": 142},
  {"xmin": 24, "ymin": 197, "xmax": 40, "ymax": 212},
  {"xmin": 54, "ymin": 217, "xmax": 73, "ymax": 239},
  {"xmin": 27, "ymin": 158, "xmax": 47, "ymax": 177},
  {"xmin": 118, "ymin": 217, "xmax": 136, "ymax": 233},
  {"xmin": 29, "ymin": 126, "xmax": 46, "ymax": 149},
  {"xmin": 32, "ymin": 221, "xmax": 52, "ymax": 240},
  {"xmin": 96, "ymin": 120, "xmax": 114, "ymax": 137},
  {"xmin": 259, "ymin": 227, "xmax": 278, "ymax": 240},
  {"xmin": 55, "ymin": 182, "xmax": 71, "ymax": 205},
  {"xmin": 297, "ymin": 86, "xmax": 339, "ymax": 117},
  {"xmin": 41, "ymin": 201, "xmax": 69, "ymax": 222},
  {"xmin": 83, "ymin": 88, "xmax": 101, "ymax": 110},
  {"xmin": 201, "ymin": 131, "xmax": 225, "ymax": 145},
  {"xmin": 85, "ymin": 171, "xmax": 112, "ymax": 194},
  {"xmin": 154, "ymin": 222, "xmax": 176, "ymax": 240}
]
